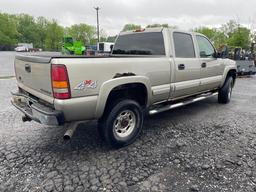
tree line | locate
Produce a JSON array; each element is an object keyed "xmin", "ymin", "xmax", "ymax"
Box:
[
  {"xmin": 0, "ymin": 13, "xmax": 109, "ymax": 51},
  {"xmin": 0, "ymin": 12, "xmax": 254, "ymax": 51}
]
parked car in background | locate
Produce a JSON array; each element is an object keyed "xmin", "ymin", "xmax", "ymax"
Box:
[
  {"xmin": 85, "ymin": 45, "xmax": 97, "ymax": 56},
  {"xmin": 236, "ymin": 60, "xmax": 256, "ymax": 75},
  {"xmin": 228, "ymin": 46, "xmax": 256, "ymax": 76},
  {"xmin": 14, "ymin": 43, "xmax": 33, "ymax": 52},
  {"xmin": 14, "ymin": 43, "xmax": 41, "ymax": 52}
]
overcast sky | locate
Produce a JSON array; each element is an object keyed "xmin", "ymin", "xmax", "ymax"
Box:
[{"xmin": 1, "ymin": 0, "xmax": 256, "ymax": 36}]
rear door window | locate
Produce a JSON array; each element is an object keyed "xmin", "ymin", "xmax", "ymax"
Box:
[{"xmin": 173, "ymin": 32, "xmax": 195, "ymax": 58}]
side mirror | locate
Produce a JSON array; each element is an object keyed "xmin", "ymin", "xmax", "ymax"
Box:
[
  {"xmin": 217, "ymin": 45, "xmax": 229, "ymax": 58},
  {"xmin": 217, "ymin": 50, "xmax": 228, "ymax": 59},
  {"xmin": 200, "ymin": 51, "xmax": 207, "ymax": 58},
  {"xmin": 200, "ymin": 51, "xmax": 215, "ymax": 58}
]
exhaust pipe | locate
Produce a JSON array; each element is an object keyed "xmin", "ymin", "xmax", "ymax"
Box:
[{"xmin": 63, "ymin": 122, "xmax": 80, "ymax": 140}]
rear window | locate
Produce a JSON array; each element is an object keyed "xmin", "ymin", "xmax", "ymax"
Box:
[
  {"xmin": 112, "ymin": 32, "xmax": 165, "ymax": 55},
  {"xmin": 173, "ymin": 32, "xmax": 195, "ymax": 58}
]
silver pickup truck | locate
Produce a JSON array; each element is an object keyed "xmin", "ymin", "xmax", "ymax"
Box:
[{"xmin": 11, "ymin": 28, "xmax": 237, "ymax": 148}]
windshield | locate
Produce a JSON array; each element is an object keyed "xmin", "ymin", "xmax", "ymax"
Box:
[{"xmin": 112, "ymin": 32, "xmax": 165, "ymax": 55}]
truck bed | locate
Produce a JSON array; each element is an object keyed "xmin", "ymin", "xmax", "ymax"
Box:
[
  {"xmin": 16, "ymin": 52, "xmax": 161, "ymax": 63},
  {"xmin": 16, "ymin": 52, "xmax": 110, "ymax": 63}
]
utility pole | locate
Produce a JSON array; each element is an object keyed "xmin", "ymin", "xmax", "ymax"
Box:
[{"xmin": 94, "ymin": 7, "xmax": 100, "ymax": 43}]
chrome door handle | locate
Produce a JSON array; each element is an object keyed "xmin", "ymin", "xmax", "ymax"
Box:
[
  {"xmin": 201, "ymin": 63, "xmax": 207, "ymax": 68},
  {"xmin": 178, "ymin": 64, "xmax": 185, "ymax": 70}
]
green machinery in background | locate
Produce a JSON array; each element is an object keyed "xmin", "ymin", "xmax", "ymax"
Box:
[{"xmin": 62, "ymin": 37, "xmax": 85, "ymax": 55}]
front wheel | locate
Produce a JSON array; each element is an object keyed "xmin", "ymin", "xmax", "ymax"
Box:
[
  {"xmin": 218, "ymin": 76, "xmax": 233, "ymax": 104},
  {"xmin": 98, "ymin": 99, "xmax": 144, "ymax": 148}
]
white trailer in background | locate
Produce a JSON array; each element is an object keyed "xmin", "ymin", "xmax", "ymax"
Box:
[{"xmin": 97, "ymin": 42, "xmax": 114, "ymax": 53}]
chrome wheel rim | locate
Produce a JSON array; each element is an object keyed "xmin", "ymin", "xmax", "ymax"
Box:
[{"xmin": 113, "ymin": 110, "xmax": 136, "ymax": 138}]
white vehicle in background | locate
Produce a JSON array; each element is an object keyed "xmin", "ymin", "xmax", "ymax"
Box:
[
  {"xmin": 14, "ymin": 43, "xmax": 33, "ymax": 52},
  {"xmin": 97, "ymin": 42, "xmax": 114, "ymax": 53}
]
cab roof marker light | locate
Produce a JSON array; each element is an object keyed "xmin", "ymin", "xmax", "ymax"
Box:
[{"xmin": 134, "ymin": 29, "xmax": 145, "ymax": 32}]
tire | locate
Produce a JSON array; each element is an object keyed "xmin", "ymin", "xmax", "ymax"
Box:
[
  {"xmin": 98, "ymin": 99, "xmax": 144, "ymax": 148},
  {"xmin": 218, "ymin": 76, "xmax": 233, "ymax": 104}
]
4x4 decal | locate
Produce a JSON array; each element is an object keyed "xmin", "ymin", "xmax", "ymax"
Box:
[{"xmin": 74, "ymin": 80, "xmax": 97, "ymax": 90}]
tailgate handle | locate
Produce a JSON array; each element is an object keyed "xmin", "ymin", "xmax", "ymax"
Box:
[{"xmin": 25, "ymin": 64, "xmax": 31, "ymax": 73}]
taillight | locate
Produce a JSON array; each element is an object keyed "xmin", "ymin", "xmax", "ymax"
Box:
[{"xmin": 51, "ymin": 64, "xmax": 71, "ymax": 99}]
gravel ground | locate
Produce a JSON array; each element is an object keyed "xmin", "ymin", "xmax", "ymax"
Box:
[{"xmin": 0, "ymin": 52, "xmax": 256, "ymax": 191}]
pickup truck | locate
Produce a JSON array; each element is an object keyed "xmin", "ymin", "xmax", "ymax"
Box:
[{"xmin": 11, "ymin": 28, "xmax": 237, "ymax": 148}]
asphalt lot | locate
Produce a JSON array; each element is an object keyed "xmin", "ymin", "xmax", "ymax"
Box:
[
  {"xmin": 0, "ymin": 52, "xmax": 16, "ymax": 77},
  {"xmin": 1, "ymin": 51, "xmax": 256, "ymax": 192}
]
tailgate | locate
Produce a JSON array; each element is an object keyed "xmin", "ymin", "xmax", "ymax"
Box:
[{"xmin": 15, "ymin": 55, "xmax": 53, "ymax": 100}]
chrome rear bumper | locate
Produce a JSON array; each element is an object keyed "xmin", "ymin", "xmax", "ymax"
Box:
[{"xmin": 11, "ymin": 91, "xmax": 64, "ymax": 126}]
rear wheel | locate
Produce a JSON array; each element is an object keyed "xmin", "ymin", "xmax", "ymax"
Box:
[
  {"xmin": 98, "ymin": 99, "xmax": 144, "ymax": 148},
  {"xmin": 218, "ymin": 76, "xmax": 233, "ymax": 104}
]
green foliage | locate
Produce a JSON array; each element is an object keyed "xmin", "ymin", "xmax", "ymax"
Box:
[
  {"xmin": 226, "ymin": 27, "xmax": 250, "ymax": 49},
  {"xmin": 45, "ymin": 20, "xmax": 64, "ymax": 51},
  {"xmin": 212, "ymin": 32, "xmax": 226, "ymax": 49},
  {"xmin": 0, "ymin": 12, "xmax": 253, "ymax": 51},
  {"xmin": 99, "ymin": 29, "xmax": 108, "ymax": 42},
  {"xmin": 0, "ymin": 12, "xmax": 65, "ymax": 50},
  {"xmin": 194, "ymin": 27, "xmax": 226, "ymax": 48},
  {"xmin": 66, "ymin": 24, "xmax": 96, "ymax": 45},
  {"xmin": 146, "ymin": 24, "xmax": 177, "ymax": 29},
  {"xmin": 147, "ymin": 24, "xmax": 168, "ymax": 28},
  {"xmin": 16, "ymin": 14, "xmax": 37, "ymax": 45},
  {"xmin": 194, "ymin": 21, "xmax": 251, "ymax": 49},
  {"xmin": 221, "ymin": 20, "xmax": 238, "ymax": 36},
  {"xmin": 122, "ymin": 24, "xmax": 141, "ymax": 32},
  {"xmin": 194, "ymin": 27, "xmax": 216, "ymax": 39},
  {"xmin": 36, "ymin": 17, "xmax": 49, "ymax": 49},
  {"xmin": 0, "ymin": 13, "xmax": 18, "ymax": 45},
  {"xmin": 106, "ymin": 36, "xmax": 117, "ymax": 42},
  {"xmin": 251, "ymin": 31, "xmax": 256, "ymax": 44}
]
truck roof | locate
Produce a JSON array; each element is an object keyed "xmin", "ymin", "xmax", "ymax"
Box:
[
  {"xmin": 120, "ymin": 27, "xmax": 163, "ymax": 35},
  {"xmin": 119, "ymin": 27, "xmax": 200, "ymax": 37}
]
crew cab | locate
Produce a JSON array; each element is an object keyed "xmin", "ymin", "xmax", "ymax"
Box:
[{"xmin": 11, "ymin": 28, "xmax": 237, "ymax": 148}]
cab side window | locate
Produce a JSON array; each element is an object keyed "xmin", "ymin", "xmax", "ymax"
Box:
[
  {"xmin": 196, "ymin": 35, "xmax": 215, "ymax": 58},
  {"xmin": 173, "ymin": 32, "xmax": 195, "ymax": 58}
]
